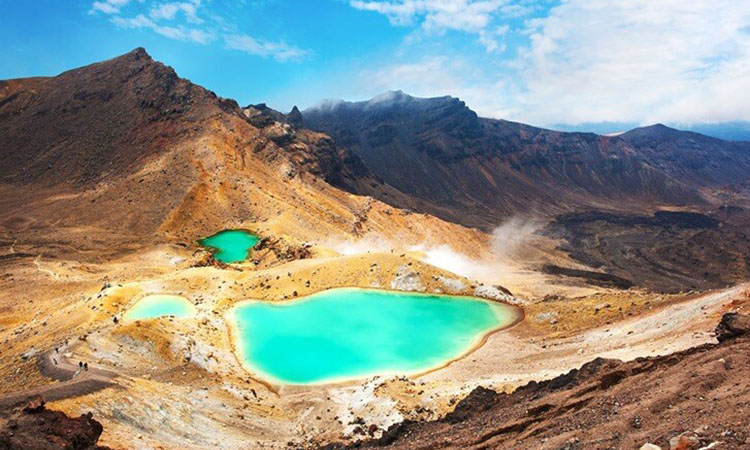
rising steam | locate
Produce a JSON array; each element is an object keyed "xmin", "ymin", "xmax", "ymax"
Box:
[
  {"xmin": 323, "ymin": 216, "xmax": 541, "ymax": 286},
  {"xmin": 415, "ymin": 217, "xmax": 541, "ymax": 284}
]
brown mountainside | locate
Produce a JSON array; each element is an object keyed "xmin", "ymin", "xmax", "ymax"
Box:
[
  {"xmin": 302, "ymin": 91, "xmax": 750, "ymax": 230},
  {"xmin": 0, "ymin": 47, "xmax": 365, "ymax": 190},
  {"xmin": 0, "ymin": 49, "xmax": 455, "ymax": 252}
]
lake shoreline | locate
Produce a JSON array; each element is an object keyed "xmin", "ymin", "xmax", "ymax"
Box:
[{"xmin": 224, "ymin": 287, "xmax": 525, "ymax": 387}]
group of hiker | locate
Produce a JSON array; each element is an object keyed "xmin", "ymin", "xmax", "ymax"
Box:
[{"xmin": 49, "ymin": 347, "xmax": 89, "ymax": 371}]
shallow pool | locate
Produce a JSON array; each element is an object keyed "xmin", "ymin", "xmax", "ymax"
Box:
[
  {"xmin": 229, "ymin": 288, "xmax": 518, "ymax": 384},
  {"xmin": 124, "ymin": 294, "xmax": 195, "ymax": 321},
  {"xmin": 199, "ymin": 230, "xmax": 259, "ymax": 263}
]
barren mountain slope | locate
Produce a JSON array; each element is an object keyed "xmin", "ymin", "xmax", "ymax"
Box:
[
  {"xmin": 0, "ymin": 49, "xmax": 485, "ymax": 257},
  {"xmin": 303, "ymin": 91, "xmax": 750, "ymax": 230}
]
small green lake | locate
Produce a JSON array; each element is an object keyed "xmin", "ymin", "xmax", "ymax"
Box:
[
  {"xmin": 199, "ymin": 230, "xmax": 259, "ymax": 263},
  {"xmin": 229, "ymin": 288, "xmax": 518, "ymax": 384},
  {"xmin": 124, "ymin": 294, "xmax": 195, "ymax": 321}
]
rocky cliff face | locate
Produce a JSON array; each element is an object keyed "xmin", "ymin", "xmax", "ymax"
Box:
[{"xmin": 303, "ymin": 92, "xmax": 750, "ymax": 229}]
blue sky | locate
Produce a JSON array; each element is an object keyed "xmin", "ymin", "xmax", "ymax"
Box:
[{"xmin": 2, "ymin": 0, "xmax": 750, "ymax": 130}]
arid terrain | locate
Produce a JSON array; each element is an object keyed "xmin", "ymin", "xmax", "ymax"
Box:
[{"xmin": 1, "ymin": 49, "xmax": 749, "ymax": 450}]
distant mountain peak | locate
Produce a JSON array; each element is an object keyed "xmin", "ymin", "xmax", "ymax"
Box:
[
  {"xmin": 365, "ymin": 90, "xmax": 463, "ymax": 108},
  {"xmin": 287, "ymin": 105, "xmax": 303, "ymax": 127},
  {"xmin": 637, "ymin": 123, "xmax": 676, "ymax": 132},
  {"xmin": 622, "ymin": 122, "xmax": 718, "ymax": 143},
  {"xmin": 366, "ymin": 89, "xmax": 410, "ymax": 106},
  {"xmin": 304, "ymin": 91, "xmax": 466, "ymax": 115}
]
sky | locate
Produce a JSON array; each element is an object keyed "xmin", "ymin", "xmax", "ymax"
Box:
[{"xmin": 2, "ymin": 0, "xmax": 750, "ymax": 132}]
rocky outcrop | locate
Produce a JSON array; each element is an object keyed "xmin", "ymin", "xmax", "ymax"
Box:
[
  {"xmin": 715, "ymin": 312, "xmax": 750, "ymax": 342},
  {"xmin": 0, "ymin": 397, "xmax": 106, "ymax": 449},
  {"xmin": 287, "ymin": 106, "xmax": 303, "ymax": 128}
]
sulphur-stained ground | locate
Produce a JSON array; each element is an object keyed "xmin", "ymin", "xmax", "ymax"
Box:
[{"xmin": 1, "ymin": 225, "xmax": 748, "ymax": 449}]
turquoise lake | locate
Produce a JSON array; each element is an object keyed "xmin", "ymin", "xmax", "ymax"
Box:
[
  {"xmin": 125, "ymin": 294, "xmax": 195, "ymax": 321},
  {"xmin": 230, "ymin": 288, "xmax": 518, "ymax": 384},
  {"xmin": 199, "ymin": 230, "xmax": 259, "ymax": 263}
]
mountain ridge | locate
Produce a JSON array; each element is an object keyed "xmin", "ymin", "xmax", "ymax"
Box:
[
  {"xmin": 302, "ymin": 91, "xmax": 750, "ymax": 229},
  {"xmin": 306, "ymin": 91, "xmax": 748, "ymax": 142},
  {"xmin": 0, "ymin": 48, "xmax": 457, "ymax": 248}
]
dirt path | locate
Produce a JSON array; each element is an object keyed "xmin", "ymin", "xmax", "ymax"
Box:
[
  {"xmin": 33, "ymin": 255, "xmax": 60, "ymax": 281},
  {"xmin": 0, "ymin": 343, "xmax": 120, "ymax": 409}
]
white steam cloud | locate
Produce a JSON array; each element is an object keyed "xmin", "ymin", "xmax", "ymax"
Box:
[
  {"xmin": 326, "ymin": 233, "xmax": 395, "ymax": 256},
  {"xmin": 414, "ymin": 217, "xmax": 541, "ymax": 284},
  {"xmin": 324, "ymin": 216, "xmax": 541, "ymax": 286}
]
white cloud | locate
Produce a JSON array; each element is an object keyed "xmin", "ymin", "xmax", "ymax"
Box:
[
  {"xmin": 112, "ymin": 14, "xmax": 212, "ymax": 44},
  {"xmin": 90, "ymin": 0, "xmax": 133, "ymax": 14},
  {"xmin": 149, "ymin": 0, "xmax": 202, "ymax": 23},
  {"xmin": 224, "ymin": 34, "xmax": 310, "ymax": 63},
  {"xmin": 512, "ymin": 0, "xmax": 750, "ymax": 124},
  {"xmin": 351, "ymin": 0, "xmax": 750, "ymax": 126},
  {"xmin": 350, "ymin": 0, "xmax": 530, "ymax": 53},
  {"xmin": 478, "ymin": 24, "xmax": 508, "ymax": 54},
  {"xmin": 91, "ymin": 0, "xmax": 309, "ymax": 63}
]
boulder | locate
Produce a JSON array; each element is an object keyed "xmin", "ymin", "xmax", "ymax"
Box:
[
  {"xmin": 640, "ymin": 444, "xmax": 662, "ymax": 450},
  {"xmin": 669, "ymin": 433, "xmax": 698, "ymax": 450},
  {"xmin": 0, "ymin": 398, "xmax": 104, "ymax": 449},
  {"xmin": 715, "ymin": 313, "xmax": 750, "ymax": 342}
]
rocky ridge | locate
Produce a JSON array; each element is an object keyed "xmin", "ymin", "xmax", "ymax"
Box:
[
  {"xmin": 303, "ymin": 91, "xmax": 750, "ymax": 230},
  {"xmin": 320, "ymin": 313, "xmax": 750, "ymax": 450}
]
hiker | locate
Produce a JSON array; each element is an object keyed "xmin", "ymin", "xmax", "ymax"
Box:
[
  {"xmin": 78, "ymin": 361, "xmax": 83, "ymax": 368},
  {"xmin": 84, "ymin": 362, "xmax": 88, "ymax": 371},
  {"xmin": 53, "ymin": 358, "xmax": 57, "ymax": 365}
]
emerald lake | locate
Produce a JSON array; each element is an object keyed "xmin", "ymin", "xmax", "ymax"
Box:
[
  {"xmin": 125, "ymin": 294, "xmax": 195, "ymax": 321},
  {"xmin": 199, "ymin": 230, "xmax": 259, "ymax": 263},
  {"xmin": 229, "ymin": 288, "xmax": 519, "ymax": 384}
]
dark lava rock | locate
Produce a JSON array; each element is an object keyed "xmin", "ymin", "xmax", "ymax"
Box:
[
  {"xmin": 541, "ymin": 264, "xmax": 633, "ymax": 289},
  {"xmin": 0, "ymin": 396, "xmax": 106, "ymax": 449},
  {"xmin": 443, "ymin": 386, "xmax": 499, "ymax": 423},
  {"xmin": 715, "ymin": 312, "xmax": 750, "ymax": 342}
]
